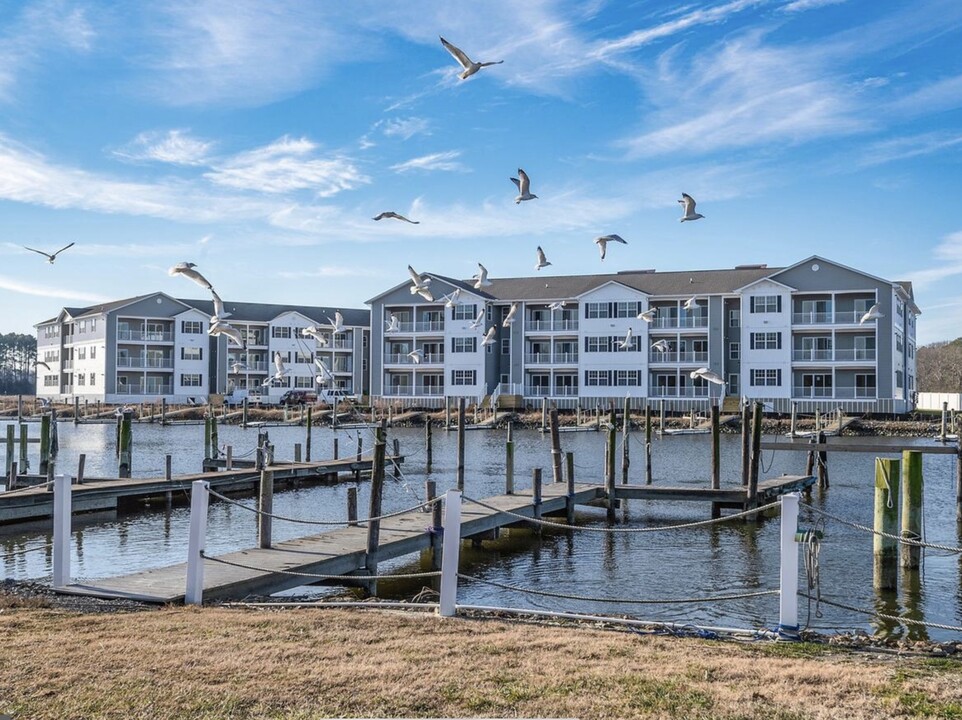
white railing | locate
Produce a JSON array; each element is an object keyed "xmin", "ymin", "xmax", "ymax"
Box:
[
  {"xmin": 649, "ymin": 386, "xmax": 710, "ymax": 397},
  {"xmin": 117, "ymin": 357, "xmax": 174, "ymax": 369},
  {"xmin": 415, "ymin": 321, "xmax": 445, "ymax": 333},
  {"xmin": 648, "ymin": 351, "xmax": 709, "ymax": 364},
  {"xmin": 116, "ymin": 384, "xmax": 174, "ymax": 395},
  {"xmin": 792, "ymin": 386, "xmax": 834, "ymax": 398},
  {"xmin": 650, "ymin": 316, "xmax": 708, "ymax": 329},
  {"xmin": 553, "ymin": 352, "xmax": 579, "ymax": 364},
  {"xmin": 117, "ymin": 330, "xmax": 174, "ymax": 342},
  {"xmin": 382, "ymin": 385, "xmax": 446, "ymax": 397},
  {"xmin": 835, "ymin": 349, "xmax": 876, "ymax": 362},
  {"xmin": 331, "ymin": 340, "xmax": 353, "ymax": 349},
  {"xmin": 792, "ymin": 312, "xmax": 833, "ymax": 325},
  {"xmin": 834, "ymin": 386, "xmax": 877, "ymax": 399},
  {"xmin": 792, "ymin": 349, "xmax": 833, "ymax": 362},
  {"xmin": 524, "ymin": 386, "xmax": 579, "ymax": 397},
  {"xmin": 525, "ymin": 353, "xmax": 552, "ymax": 364},
  {"xmin": 833, "ymin": 311, "xmax": 864, "ymax": 325},
  {"xmin": 526, "ymin": 320, "xmax": 580, "ymax": 332}
]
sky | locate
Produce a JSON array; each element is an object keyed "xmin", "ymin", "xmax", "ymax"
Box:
[{"xmin": 1, "ymin": 0, "xmax": 961, "ymax": 344}]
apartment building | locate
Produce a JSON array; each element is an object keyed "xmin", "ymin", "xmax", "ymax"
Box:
[
  {"xmin": 367, "ymin": 256, "xmax": 919, "ymax": 413},
  {"xmin": 35, "ymin": 293, "xmax": 369, "ymax": 404}
]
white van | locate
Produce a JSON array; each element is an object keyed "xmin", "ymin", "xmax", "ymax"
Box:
[{"xmin": 319, "ymin": 388, "xmax": 355, "ymax": 403}]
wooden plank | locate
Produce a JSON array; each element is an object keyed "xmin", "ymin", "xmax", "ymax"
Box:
[{"xmin": 760, "ymin": 441, "xmax": 958, "ymax": 455}]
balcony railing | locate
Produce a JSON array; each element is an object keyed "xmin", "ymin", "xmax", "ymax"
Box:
[
  {"xmin": 833, "ymin": 311, "xmax": 865, "ymax": 325},
  {"xmin": 525, "ymin": 353, "xmax": 552, "ymax": 364},
  {"xmin": 244, "ymin": 336, "xmax": 268, "ymax": 347},
  {"xmin": 415, "ymin": 321, "xmax": 445, "ymax": 333},
  {"xmin": 382, "ymin": 385, "xmax": 446, "ymax": 397},
  {"xmin": 792, "ymin": 386, "xmax": 877, "ymax": 399},
  {"xmin": 649, "ymin": 386, "xmax": 710, "ymax": 397},
  {"xmin": 523, "ymin": 385, "xmax": 580, "ymax": 397},
  {"xmin": 648, "ymin": 351, "xmax": 709, "ymax": 364},
  {"xmin": 116, "ymin": 357, "xmax": 174, "ymax": 369},
  {"xmin": 62, "ymin": 360, "xmax": 73, "ymax": 370},
  {"xmin": 835, "ymin": 386, "xmax": 877, "ymax": 399},
  {"xmin": 791, "ymin": 349, "xmax": 876, "ymax": 362},
  {"xmin": 835, "ymin": 349, "xmax": 876, "ymax": 362},
  {"xmin": 650, "ymin": 316, "xmax": 708, "ymax": 329},
  {"xmin": 331, "ymin": 340, "xmax": 353, "ymax": 349},
  {"xmin": 383, "ymin": 353, "xmax": 444, "ymax": 365},
  {"xmin": 117, "ymin": 330, "xmax": 173, "ymax": 342},
  {"xmin": 116, "ymin": 384, "xmax": 174, "ymax": 396},
  {"xmin": 792, "ymin": 349, "xmax": 833, "ymax": 362},
  {"xmin": 792, "ymin": 386, "xmax": 834, "ymax": 398},
  {"xmin": 525, "ymin": 320, "xmax": 580, "ymax": 332},
  {"xmin": 792, "ymin": 312, "xmax": 833, "ymax": 325}
]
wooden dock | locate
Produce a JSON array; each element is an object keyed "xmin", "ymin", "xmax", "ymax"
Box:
[
  {"xmin": 0, "ymin": 455, "xmax": 399, "ymax": 525},
  {"xmin": 54, "ymin": 474, "xmax": 811, "ymax": 604}
]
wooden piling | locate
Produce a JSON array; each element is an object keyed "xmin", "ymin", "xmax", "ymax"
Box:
[
  {"xmin": 210, "ymin": 415, "xmax": 219, "ymax": 460},
  {"xmin": 258, "ymin": 469, "xmax": 274, "ymax": 549},
  {"xmin": 203, "ymin": 417, "xmax": 211, "ymax": 460},
  {"xmin": 805, "ymin": 434, "xmax": 816, "ymax": 477},
  {"xmin": 874, "ymin": 457, "xmax": 900, "ymax": 590},
  {"xmin": 241, "ymin": 398, "xmax": 248, "ymax": 428},
  {"xmin": 333, "ymin": 437, "xmax": 339, "ymax": 460},
  {"xmin": 901, "ymin": 451, "xmax": 923, "ymax": 570},
  {"xmin": 565, "ymin": 451, "xmax": 575, "ymax": 524},
  {"xmin": 957, "ymin": 444, "xmax": 962, "ymax": 523},
  {"xmin": 814, "ymin": 408, "xmax": 821, "ymax": 433},
  {"xmin": 549, "ymin": 407, "xmax": 564, "ymax": 484},
  {"xmin": 425, "ymin": 420, "xmax": 433, "ymax": 472},
  {"xmin": 621, "ymin": 397, "xmax": 630, "ymax": 485},
  {"xmin": 505, "ymin": 422, "xmax": 515, "ymax": 494},
  {"xmin": 606, "ymin": 423, "xmax": 616, "ymax": 521},
  {"xmin": 77, "ymin": 454, "xmax": 85, "ymax": 485},
  {"xmin": 457, "ymin": 397, "xmax": 466, "ymax": 491},
  {"xmin": 445, "ymin": 400, "xmax": 451, "ymax": 429},
  {"xmin": 18, "ymin": 424, "xmax": 28, "ymax": 473},
  {"xmin": 161, "ymin": 398, "xmax": 167, "ymax": 426},
  {"xmin": 17, "ymin": 394, "xmax": 22, "ymax": 423},
  {"xmin": 305, "ymin": 406, "xmax": 312, "ymax": 462},
  {"xmin": 118, "ymin": 412, "xmax": 132, "ymax": 478},
  {"xmin": 392, "ymin": 438, "xmax": 401, "ymax": 476},
  {"xmin": 427, "ymin": 480, "xmax": 442, "ymax": 570},
  {"xmin": 659, "ymin": 399, "xmax": 666, "ymax": 437},
  {"xmin": 541, "ymin": 397, "xmax": 548, "ymax": 432},
  {"xmin": 73, "ymin": 397, "xmax": 79, "ymax": 424},
  {"xmin": 747, "ymin": 402, "xmax": 763, "ymax": 509},
  {"xmin": 50, "ymin": 408, "xmax": 58, "ymax": 457},
  {"xmin": 644, "ymin": 405, "xmax": 653, "ymax": 484},
  {"xmin": 4, "ymin": 425, "xmax": 13, "ymax": 477},
  {"xmin": 165, "ymin": 455, "xmax": 172, "ymax": 480},
  {"xmin": 365, "ymin": 438, "xmax": 387, "ymax": 585},
  {"xmin": 225, "ymin": 446, "xmax": 233, "ymax": 470},
  {"xmin": 710, "ymin": 403, "xmax": 720, "ymax": 490},
  {"xmin": 740, "ymin": 403, "xmax": 750, "ymax": 486},
  {"xmin": 532, "ymin": 468, "xmax": 543, "ymax": 525},
  {"xmin": 941, "ymin": 401, "xmax": 949, "ymax": 443},
  {"xmin": 39, "ymin": 414, "xmax": 50, "ymax": 476},
  {"xmin": 294, "ymin": 443, "xmax": 302, "ymax": 463},
  {"xmin": 7, "ymin": 461, "xmax": 17, "ymax": 491},
  {"xmin": 347, "ymin": 487, "xmax": 358, "ymax": 526},
  {"xmin": 790, "ymin": 401, "xmax": 797, "ymax": 436},
  {"xmin": 816, "ymin": 431, "xmax": 829, "ymax": 488}
]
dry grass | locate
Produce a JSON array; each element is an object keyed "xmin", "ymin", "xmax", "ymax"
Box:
[{"xmin": 1, "ymin": 605, "xmax": 961, "ymax": 719}]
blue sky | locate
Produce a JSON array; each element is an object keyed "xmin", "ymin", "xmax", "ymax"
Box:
[{"xmin": 1, "ymin": 0, "xmax": 961, "ymax": 343}]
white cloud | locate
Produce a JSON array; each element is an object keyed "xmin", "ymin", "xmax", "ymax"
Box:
[
  {"xmin": 277, "ymin": 265, "xmax": 386, "ymax": 279},
  {"xmin": 888, "ymin": 73, "xmax": 962, "ymax": 117},
  {"xmin": 381, "ymin": 117, "xmax": 431, "ymax": 140},
  {"xmin": 905, "ymin": 231, "xmax": 962, "ymax": 288},
  {"xmin": 204, "ymin": 136, "xmax": 369, "ymax": 196},
  {"xmin": 857, "ymin": 131, "xmax": 962, "ymax": 167},
  {"xmin": 781, "ymin": 0, "xmax": 847, "ymax": 13},
  {"xmin": 114, "ymin": 129, "xmax": 214, "ymax": 166},
  {"xmin": 390, "ymin": 151, "xmax": 466, "ymax": 174},
  {"xmin": 0, "ymin": 274, "xmax": 109, "ymax": 303}
]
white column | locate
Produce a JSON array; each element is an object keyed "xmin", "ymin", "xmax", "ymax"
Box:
[
  {"xmin": 185, "ymin": 480, "xmax": 210, "ymax": 605},
  {"xmin": 439, "ymin": 489, "xmax": 462, "ymax": 618},
  {"xmin": 52, "ymin": 474, "xmax": 71, "ymax": 588},
  {"xmin": 778, "ymin": 492, "xmax": 800, "ymax": 638}
]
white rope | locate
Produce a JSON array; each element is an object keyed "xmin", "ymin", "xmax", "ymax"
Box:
[
  {"xmin": 206, "ymin": 488, "xmax": 438, "ymax": 526},
  {"xmin": 800, "ymin": 594, "xmax": 962, "ymax": 633},
  {"xmin": 459, "ymin": 573, "xmax": 778, "ymax": 605},
  {"xmin": 200, "ymin": 552, "xmax": 441, "ymax": 581},
  {"xmin": 462, "ymin": 496, "xmax": 780, "ymax": 533},
  {"xmin": 801, "ymin": 503, "xmax": 962, "ymax": 553}
]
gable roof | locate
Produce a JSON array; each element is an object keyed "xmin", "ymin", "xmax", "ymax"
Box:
[{"xmin": 180, "ymin": 298, "xmax": 369, "ymax": 327}]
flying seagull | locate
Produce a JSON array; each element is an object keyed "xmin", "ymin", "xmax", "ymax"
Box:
[
  {"xmin": 690, "ymin": 367, "xmax": 726, "ymax": 386},
  {"xmin": 651, "ymin": 339, "xmax": 670, "ymax": 353},
  {"xmin": 548, "ymin": 301, "xmax": 566, "ymax": 311},
  {"xmin": 683, "ymin": 296, "xmax": 700, "ymax": 311},
  {"xmin": 408, "ymin": 349, "xmax": 424, "ymax": 364},
  {"xmin": 302, "ymin": 325, "xmax": 330, "ymax": 346},
  {"xmin": 859, "ymin": 303, "xmax": 884, "ymax": 324},
  {"xmin": 328, "ymin": 310, "xmax": 345, "ymax": 334},
  {"xmin": 473, "ymin": 263, "xmax": 492, "ymax": 289},
  {"xmin": 679, "ymin": 193, "xmax": 705, "ymax": 222},
  {"xmin": 637, "ymin": 308, "xmax": 657, "ymax": 322},
  {"xmin": 35, "ymin": 360, "xmax": 51, "ymax": 371},
  {"xmin": 535, "ymin": 246, "xmax": 551, "ymax": 271},
  {"xmin": 594, "ymin": 234, "xmax": 627, "ymax": 261},
  {"xmin": 314, "ymin": 358, "xmax": 335, "ymax": 385},
  {"xmin": 481, "ymin": 326, "xmax": 497, "ymax": 346},
  {"xmin": 210, "ymin": 290, "xmax": 232, "ymax": 324},
  {"xmin": 439, "ymin": 36, "xmax": 503, "ymax": 80},
  {"xmin": 168, "ymin": 262, "xmax": 213, "ymax": 290},
  {"xmin": 385, "ymin": 314, "xmax": 401, "ymax": 333},
  {"xmin": 373, "ymin": 211, "xmax": 419, "ymax": 224},
  {"xmin": 229, "ymin": 360, "xmax": 248, "ymax": 373},
  {"xmin": 209, "ymin": 320, "xmax": 245, "ymax": 349},
  {"xmin": 618, "ymin": 328, "xmax": 633, "ymax": 350},
  {"xmin": 510, "ymin": 168, "xmax": 538, "ymax": 203},
  {"xmin": 442, "ymin": 288, "xmax": 462, "ymax": 308},
  {"xmin": 469, "ymin": 308, "xmax": 485, "ymax": 329},
  {"xmin": 262, "ymin": 351, "xmax": 290, "ymax": 387},
  {"xmin": 23, "ymin": 242, "xmax": 75, "ymax": 264},
  {"xmin": 502, "ymin": 302, "xmax": 519, "ymax": 328}
]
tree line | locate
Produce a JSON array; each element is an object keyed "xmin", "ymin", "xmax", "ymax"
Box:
[
  {"xmin": 0, "ymin": 333, "xmax": 38, "ymax": 394},
  {"xmin": 917, "ymin": 338, "xmax": 962, "ymax": 393}
]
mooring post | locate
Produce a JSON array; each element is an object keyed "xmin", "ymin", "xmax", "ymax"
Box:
[
  {"xmin": 210, "ymin": 415, "xmax": 219, "ymax": 460},
  {"xmin": 18, "ymin": 423, "xmax": 28, "ymax": 473},
  {"xmin": 8, "ymin": 462, "xmax": 17, "ymax": 491},
  {"xmin": 118, "ymin": 411, "xmax": 133, "ymax": 478},
  {"xmin": 710, "ymin": 402, "xmax": 721, "ymax": 490},
  {"xmin": 457, "ymin": 397, "xmax": 466, "ymax": 492},
  {"xmin": 659, "ymin": 399, "xmax": 666, "ymax": 438},
  {"xmin": 347, "ymin": 487, "xmax": 358, "ymax": 526},
  {"xmin": 305, "ymin": 405, "xmax": 312, "ymax": 462},
  {"xmin": 805, "ymin": 434, "xmax": 816, "ymax": 477},
  {"xmin": 161, "ymin": 397, "xmax": 167, "ymax": 426},
  {"xmin": 185, "ymin": 480, "xmax": 210, "ymax": 606},
  {"xmin": 747, "ymin": 402, "xmax": 763, "ymax": 509},
  {"xmin": 606, "ymin": 423, "xmax": 617, "ymax": 521},
  {"xmin": 445, "ymin": 399, "xmax": 451, "ymax": 429},
  {"xmin": 258, "ymin": 469, "xmax": 274, "ymax": 549},
  {"xmin": 17, "ymin": 394, "xmax": 22, "ymax": 423},
  {"xmin": 354, "ymin": 433, "xmax": 363, "ymax": 481},
  {"xmin": 365, "ymin": 437, "xmax": 387, "ymax": 589},
  {"xmin": 76, "ymin": 454, "xmax": 85, "ymax": 485},
  {"xmin": 294, "ymin": 443, "xmax": 302, "ymax": 463},
  {"xmin": 549, "ymin": 407, "xmax": 564, "ymax": 484},
  {"xmin": 52, "ymin": 474, "xmax": 71, "ymax": 589},
  {"xmin": 225, "ymin": 446, "xmax": 233, "ymax": 470},
  {"xmin": 901, "ymin": 450, "xmax": 923, "ymax": 570},
  {"xmin": 874, "ymin": 457, "xmax": 900, "ymax": 590},
  {"xmin": 241, "ymin": 398, "xmax": 248, "ymax": 429},
  {"xmin": 957, "ymin": 444, "xmax": 962, "ymax": 523},
  {"xmin": 541, "ymin": 397, "xmax": 548, "ymax": 432},
  {"xmin": 203, "ymin": 416, "xmax": 211, "ymax": 460},
  {"xmin": 439, "ymin": 489, "xmax": 462, "ymax": 617},
  {"xmin": 816, "ymin": 431, "xmax": 829, "ymax": 488},
  {"xmin": 73, "ymin": 397, "xmax": 79, "ymax": 425},
  {"xmin": 621, "ymin": 397, "xmax": 630, "ymax": 485},
  {"xmin": 740, "ymin": 403, "xmax": 750, "ymax": 486},
  {"xmin": 50, "ymin": 408, "xmax": 59, "ymax": 457},
  {"xmin": 473, "ymin": 401, "xmax": 478, "ymax": 425},
  {"xmin": 644, "ymin": 404, "xmax": 653, "ymax": 485},
  {"xmin": 427, "ymin": 479, "xmax": 442, "ymax": 569},
  {"xmin": 4, "ymin": 424, "xmax": 13, "ymax": 478},
  {"xmin": 565, "ymin": 451, "xmax": 575, "ymax": 524},
  {"xmin": 941, "ymin": 401, "xmax": 949, "ymax": 443},
  {"xmin": 814, "ymin": 408, "xmax": 821, "ymax": 433},
  {"xmin": 392, "ymin": 438, "xmax": 401, "ymax": 477},
  {"xmin": 165, "ymin": 454, "xmax": 172, "ymax": 479},
  {"xmin": 505, "ymin": 422, "xmax": 515, "ymax": 494},
  {"xmin": 777, "ymin": 492, "xmax": 800, "ymax": 639},
  {"xmin": 790, "ymin": 401, "xmax": 797, "ymax": 437},
  {"xmin": 83, "ymin": 399, "xmax": 88, "ymax": 420},
  {"xmin": 39, "ymin": 413, "xmax": 50, "ymax": 477},
  {"xmin": 532, "ymin": 468, "xmax": 543, "ymax": 526},
  {"xmin": 425, "ymin": 420, "xmax": 433, "ymax": 472},
  {"xmin": 576, "ymin": 405, "xmax": 581, "ymax": 426}
]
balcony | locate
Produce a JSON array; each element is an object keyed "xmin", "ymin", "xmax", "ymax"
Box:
[
  {"xmin": 648, "ymin": 351, "xmax": 709, "ymax": 364},
  {"xmin": 116, "ymin": 384, "xmax": 174, "ymax": 396},
  {"xmin": 835, "ymin": 386, "xmax": 877, "ymax": 399},
  {"xmin": 833, "ymin": 311, "xmax": 865, "ymax": 325},
  {"xmin": 117, "ymin": 330, "xmax": 173, "ymax": 342},
  {"xmin": 524, "ymin": 385, "xmax": 579, "ymax": 397},
  {"xmin": 650, "ymin": 316, "xmax": 708, "ymax": 329},
  {"xmin": 331, "ymin": 339, "xmax": 353, "ymax": 349},
  {"xmin": 116, "ymin": 357, "xmax": 174, "ymax": 369},
  {"xmin": 525, "ymin": 353, "xmax": 552, "ymax": 364},
  {"xmin": 244, "ymin": 336, "xmax": 268, "ymax": 347},
  {"xmin": 414, "ymin": 321, "xmax": 445, "ymax": 333},
  {"xmin": 835, "ymin": 349, "xmax": 876, "ymax": 362},
  {"xmin": 791, "ymin": 386, "xmax": 834, "ymax": 398},
  {"xmin": 792, "ymin": 386, "xmax": 876, "ymax": 399},
  {"xmin": 526, "ymin": 320, "xmax": 580, "ymax": 332},
  {"xmin": 792, "ymin": 349, "xmax": 833, "ymax": 362},
  {"xmin": 383, "ymin": 353, "xmax": 444, "ymax": 365},
  {"xmin": 792, "ymin": 312, "xmax": 833, "ymax": 325},
  {"xmin": 791, "ymin": 349, "xmax": 876, "ymax": 362},
  {"xmin": 650, "ymin": 386, "xmax": 709, "ymax": 397},
  {"xmin": 382, "ymin": 385, "xmax": 445, "ymax": 397},
  {"xmin": 62, "ymin": 360, "xmax": 73, "ymax": 370}
]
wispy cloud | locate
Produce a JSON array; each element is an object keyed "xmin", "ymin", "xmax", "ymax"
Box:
[
  {"xmin": 0, "ymin": 274, "xmax": 109, "ymax": 303},
  {"xmin": 114, "ymin": 129, "xmax": 214, "ymax": 166},
  {"xmin": 888, "ymin": 73, "xmax": 962, "ymax": 117},
  {"xmin": 856, "ymin": 131, "xmax": 962, "ymax": 167},
  {"xmin": 780, "ymin": 0, "xmax": 847, "ymax": 13},
  {"xmin": 390, "ymin": 150, "xmax": 467, "ymax": 174},
  {"xmin": 277, "ymin": 265, "xmax": 386, "ymax": 279},
  {"xmin": 204, "ymin": 136, "xmax": 369, "ymax": 196},
  {"xmin": 905, "ymin": 231, "xmax": 962, "ymax": 288},
  {"xmin": 381, "ymin": 117, "xmax": 431, "ymax": 140}
]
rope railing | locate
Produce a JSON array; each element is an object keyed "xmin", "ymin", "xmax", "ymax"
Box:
[
  {"xmin": 199, "ymin": 551, "xmax": 441, "ymax": 581},
  {"xmin": 801, "ymin": 502, "xmax": 962, "ymax": 553},
  {"xmin": 462, "ymin": 496, "xmax": 780, "ymax": 533},
  {"xmin": 206, "ymin": 488, "xmax": 439, "ymax": 526},
  {"xmin": 459, "ymin": 573, "xmax": 778, "ymax": 605},
  {"xmin": 799, "ymin": 593, "xmax": 962, "ymax": 634}
]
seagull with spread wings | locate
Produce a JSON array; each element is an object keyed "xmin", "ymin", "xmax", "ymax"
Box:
[
  {"xmin": 373, "ymin": 211, "xmax": 419, "ymax": 224},
  {"xmin": 328, "ymin": 310, "xmax": 345, "ymax": 334},
  {"xmin": 481, "ymin": 326, "xmax": 497, "ymax": 346},
  {"xmin": 473, "ymin": 263, "xmax": 492, "ymax": 289},
  {"xmin": 210, "ymin": 290, "xmax": 232, "ymax": 324},
  {"xmin": 691, "ymin": 367, "xmax": 726, "ymax": 385},
  {"xmin": 469, "ymin": 308, "xmax": 485, "ymax": 329},
  {"xmin": 859, "ymin": 303, "xmax": 884, "ymax": 324},
  {"xmin": 262, "ymin": 351, "xmax": 291, "ymax": 387},
  {"xmin": 594, "ymin": 234, "xmax": 627, "ymax": 261},
  {"xmin": 23, "ymin": 242, "xmax": 75, "ymax": 264},
  {"xmin": 510, "ymin": 168, "xmax": 538, "ymax": 203},
  {"xmin": 618, "ymin": 328, "xmax": 634, "ymax": 350},
  {"xmin": 209, "ymin": 320, "xmax": 245, "ymax": 349},
  {"xmin": 169, "ymin": 262, "xmax": 213, "ymax": 290},
  {"xmin": 637, "ymin": 308, "xmax": 657, "ymax": 322},
  {"xmin": 679, "ymin": 193, "xmax": 705, "ymax": 222},
  {"xmin": 302, "ymin": 325, "xmax": 329, "ymax": 346},
  {"xmin": 535, "ymin": 246, "xmax": 551, "ymax": 271},
  {"xmin": 502, "ymin": 302, "xmax": 519, "ymax": 328},
  {"xmin": 385, "ymin": 314, "xmax": 401, "ymax": 333},
  {"xmin": 408, "ymin": 265, "xmax": 434, "ymax": 301},
  {"xmin": 439, "ymin": 36, "xmax": 503, "ymax": 80}
]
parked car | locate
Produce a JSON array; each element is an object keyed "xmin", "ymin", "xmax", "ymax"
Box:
[
  {"xmin": 279, "ymin": 390, "xmax": 318, "ymax": 406},
  {"xmin": 319, "ymin": 388, "xmax": 355, "ymax": 404},
  {"xmin": 224, "ymin": 389, "xmax": 249, "ymax": 407}
]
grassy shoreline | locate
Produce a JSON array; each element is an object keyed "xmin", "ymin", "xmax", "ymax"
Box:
[{"xmin": 2, "ymin": 602, "xmax": 961, "ymax": 719}]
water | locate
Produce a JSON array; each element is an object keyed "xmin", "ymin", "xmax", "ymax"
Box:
[{"xmin": 2, "ymin": 419, "xmax": 960, "ymax": 640}]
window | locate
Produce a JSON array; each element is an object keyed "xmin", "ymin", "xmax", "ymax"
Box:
[
  {"xmin": 79, "ymin": 320, "xmax": 87, "ymax": 333},
  {"xmin": 500, "ymin": 373, "xmax": 509, "ymax": 384},
  {"xmin": 585, "ymin": 302, "xmax": 610, "ymax": 319},
  {"xmin": 90, "ymin": 318, "xmax": 97, "ymax": 332},
  {"xmin": 295, "ymin": 352, "xmax": 312, "ymax": 364},
  {"xmin": 895, "ymin": 332, "xmax": 903, "ymax": 353},
  {"xmin": 272, "ymin": 326, "xmax": 291, "ymax": 339},
  {"xmin": 584, "ymin": 336, "xmax": 610, "ymax": 353},
  {"xmin": 501, "ymin": 337, "xmax": 510, "ymax": 355},
  {"xmin": 750, "ymin": 295, "xmax": 781, "ymax": 313},
  {"xmin": 181, "ymin": 320, "xmax": 202, "ymax": 334},
  {"xmin": 295, "ymin": 376, "xmax": 313, "ymax": 388},
  {"xmin": 77, "ymin": 347, "xmax": 86, "ymax": 360},
  {"xmin": 44, "ymin": 350, "xmax": 59, "ymax": 362},
  {"xmin": 895, "ymin": 370, "xmax": 903, "ymax": 388},
  {"xmin": 613, "ymin": 302, "xmax": 640, "ymax": 318},
  {"xmin": 908, "ymin": 343, "xmax": 915, "ymax": 359},
  {"xmin": 729, "ymin": 342, "xmax": 740, "ymax": 360},
  {"xmin": 43, "ymin": 375, "xmax": 58, "ymax": 387},
  {"xmin": 90, "ymin": 373, "xmax": 96, "ymax": 386},
  {"xmin": 728, "ymin": 374, "xmax": 739, "ymax": 393},
  {"xmin": 750, "ymin": 369, "xmax": 781, "ymax": 387},
  {"xmin": 750, "ymin": 332, "xmax": 781, "ymax": 350},
  {"xmin": 181, "ymin": 374, "xmax": 203, "ymax": 387},
  {"xmin": 453, "ymin": 303, "xmax": 477, "ymax": 320},
  {"xmin": 451, "ymin": 370, "xmax": 476, "ymax": 386},
  {"xmin": 77, "ymin": 374, "xmax": 85, "ymax": 386},
  {"xmin": 584, "ymin": 370, "xmax": 610, "ymax": 386},
  {"xmin": 181, "ymin": 347, "xmax": 203, "ymax": 361},
  {"xmin": 452, "ymin": 337, "xmax": 477, "ymax": 353},
  {"xmin": 90, "ymin": 346, "xmax": 96, "ymax": 359},
  {"xmin": 728, "ymin": 309, "xmax": 740, "ymax": 327},
  {"xmin": 614, "ymin": 370, "xmax": 641, "ymax": 386}
]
